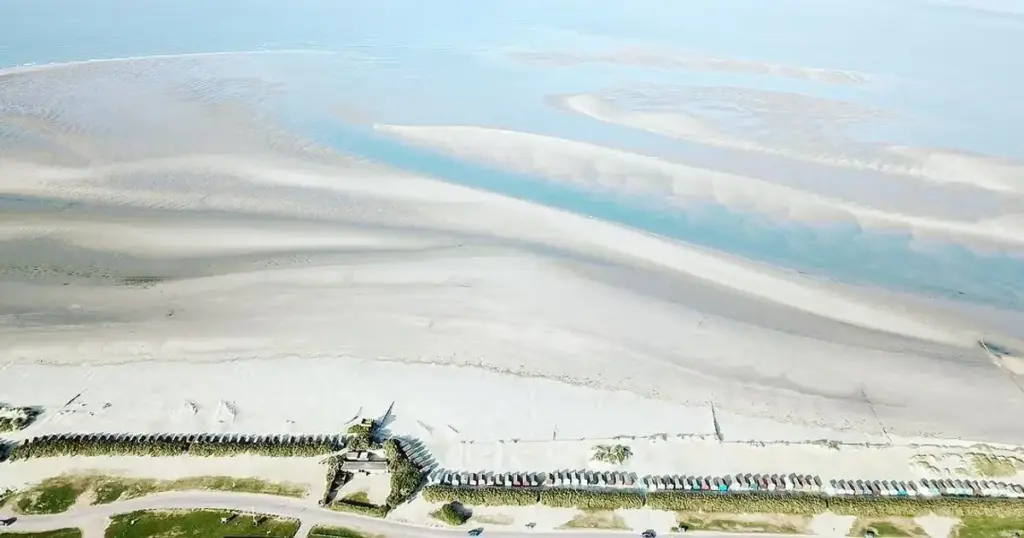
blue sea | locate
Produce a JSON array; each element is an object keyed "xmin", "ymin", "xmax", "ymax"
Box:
[{"xmin": 2, "ymin": 0, "xmax": 1022, "ymax": 309}]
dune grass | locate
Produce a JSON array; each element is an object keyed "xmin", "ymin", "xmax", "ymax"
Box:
[
  {"xmin": 309, "ymin": 526, "xmax": 371, "ymax": 538},
  {"xmin": 341, "ymin": 490, "xmax": 371, "ymax": 504},
  {"xmin": 558, "ymin": 510, "xmax": 629, "ymax": 530},
  {"xmin": 12, "ymin": 476, "xmax": 88, "ymax": 515},
  {"xmin": 9, "ymin": 474, "xmax": 306, "ymax": 515},
  {"xmin": 91, "ymin": 475, "xmax": 307, "ymax": 504},
  {"xmin": 954, "ymin": 516, "xmax": 1024, "ymax": 538},
  {"xmin": 105, "ymin": 509, "xmax": 299, "ymax": 538},
  {"xmin": 677, "ymin": 512, "xmax": 810, "ymax": 534}
]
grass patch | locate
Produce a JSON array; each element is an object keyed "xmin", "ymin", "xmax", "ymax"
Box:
[
  {"xmin": 13, "ymin": 476, "xmax": 88, "ymax": 514},
  {"xmin": 591, "ymin": 444, "xmax": 632, "ymax": 465},
  {"xmin": 309, "ymin": 526, "xmax": 378, "ymax": 538},
  {"xmin": 954, "ymin": 516, "xmax": 1024, "ymax": 538},
  {"xmin": 105, "ymin": 509, "xmax": 299, "ymax": 538},
  {"xmin": 92, "ymin": 475, "xmax": 307, "ymax": 504},
  {"xmin": 558, "ymin": 510, "xmax": 629, "ymax": 530},
  {"xmin": 970, "ymin": 453, "xmax": 1024, "ymax": 478},
  {"xmin": 328, "ymin": 501, "xmax": 390, "ymax": 518},
  {"xmin": 430, "ymin": 502, "xmax": 471, "ymax": 526},
  {"xmin": 1, "ymin": 530, "xmax": 82, "ymax": 538},
  {"xmin": 342, "ymin": 490, "xmax": 371, "ymax": 504},
  {"xmin": 677, "ymin": 512, "xmax": 809, "ymax": 534},
  {"xmin": 849, "ymin": 517, "xmax": 926, "ymax": 537}
]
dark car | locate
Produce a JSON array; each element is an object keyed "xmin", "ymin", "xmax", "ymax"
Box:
[
  {"xmin": 642, "ymin": 530, "xmax": 657, "ymax": 538},
  {"xmin": 468, "ymin": 528, "xmax": 484, "ymax": 536}
]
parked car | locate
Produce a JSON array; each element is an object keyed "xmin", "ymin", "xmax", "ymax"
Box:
[
  {"xmin": 0, "ymin": 517, "xmax": 16, "ymax": 527},
  {"xmin": 468, "ymin": 528, "xmax": 484, "ymax": 536},
  {"xmin": 641, "ymin": 530, "xmax": 657, "ymax": 538}
]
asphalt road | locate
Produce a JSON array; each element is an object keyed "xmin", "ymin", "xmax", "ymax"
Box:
[{"xmin": 8, "ymin": 491, "xmax": 817, "ymax": 538}]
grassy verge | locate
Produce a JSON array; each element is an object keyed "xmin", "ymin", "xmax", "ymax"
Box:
[
  {"xmin": 12, "ymin": 476, "xmax": 88, "ymax": 514},
  {"xmin": 954, "ymin": 516, "xmax": 1024, "ymax": 538},
  {"xmin": 678, "ymin": 512, "xmax": 810, "ymax": 534},
  {"xmin": 92, "ymin": 475, "xmax": 307, "ymax": 504},
  {"xmin": 1, "ymin": 530, "xmax": 82, "ymax": 538},
  {"xmin": 328, "ymin": 501, "xmax": 391, "ymax": 518},
  {"xmin": 309, "ymin": 526, "xmax": 371, "ymax": 538},
  {"xmin": 104, "ymin": 509, "xmax": 299, "ymax": 538},
  {"xmin": 558, "ymin": 510, "xmax": 629, "ymax": 530},
  {"xmin": 9, "ymin": 474, "xmax": 306, "ymax": 514},
  {"xmin": 848, "ymin": 517, "xmax": 926, "ymax": 537}
]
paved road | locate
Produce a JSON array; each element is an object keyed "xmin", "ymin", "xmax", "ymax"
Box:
[{"xmin": 8, "ymin": 491, "xmax": 818, "ymax": 538}]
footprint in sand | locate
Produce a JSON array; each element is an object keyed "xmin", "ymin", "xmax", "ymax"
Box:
[
  {"xmin": 214, "ymin": 400, "xmax": 238, "ymax": 425},
  {"xmin": 178, "ymin": 400, "xmax": 200, "ymax": 420}
]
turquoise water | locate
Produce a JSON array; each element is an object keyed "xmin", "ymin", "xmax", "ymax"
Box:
[{"xmin": 1, "ymin": 0, "xmax": 1023, "ymax": 310}]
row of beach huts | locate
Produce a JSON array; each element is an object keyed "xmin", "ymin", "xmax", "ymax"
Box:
[{"xmin": 427, "ymin": 469, "xmax": 1024, "ymax": 499}]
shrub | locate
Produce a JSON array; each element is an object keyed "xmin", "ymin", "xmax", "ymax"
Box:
[
  {"xmin": 423, "ymin": 485, "xmax": 540, "ymax": 506},
  {"xmin": 431, "ymin": 502, "xmax": 471, "ymax": 526},
  {"xmin": 329, "ymin": 501, "xmax": 390, "ymax": 518},
  {"xmin": 540, "ymin": 489, "xmax": 644, "ymax": 509},
  {"xmin": 0, "ymin": 405, "xmax": 39, "ymax": 432},
  {"xmin": 383, "ymin": 439, "xmax": 423, "ymax": 508},
  {"xmin": 647, "ymin": 492, "xmax": 827, "ymax": 514},
  {"xmin": 591, "ymin": 444, "xmax": 632, "ymax": 465},
  {"xmin": 346, "ymin": 419, "xmax": 378, "ymax": 452}
]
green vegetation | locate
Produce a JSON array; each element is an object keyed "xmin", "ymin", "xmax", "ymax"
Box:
[
  {"xmin": 678, "ymin": 512, "xmax": 809, "ymax": 534},
  {"xmin": 105, "ymin": 509, "xmax": 299, "ymax": 538},
  {"xmin": 426, "ymin": 486, "xmax": 1024, "ymax": 521},
  {"xmin": 91, "ymin": 475, "xmax": 307, "ymax": 504},
  {"xmin": 328, "ymin": 500, "xmax": 390, "ymax": 518},
  {"xmin": 1, "ymin": 530, "xmax": 82, "ymax": 538},
  {"xmin": 382, "ymin": 438, "xmax": 422, "ymax": 508},
  {"xmin": 8, "ymin": 433, "xmax": 340, "ymax": 460},
  {"xmin": 558, "ymin": 510, "xmax": 629, "ymax": 530},
  {"xmin": 346, "ymin": 419, "xmax": 379, "ymax": 452},
  {"xmin": 343, "ymin": 490, "xmax": 371, "ymax": 504},
  {"xmin": 6, "ymin": 474, "xmax": 305, "ymax": 514},
  {"xmin": 826, "ymin": 496, "xmax": 1024, "ymax": 518},
  {"xmin": 954, "ymin": 516, "xmax": 1024, "ymax": 538},
  {"xmin": 649, "ymin": 492, "xmax": 827, "ymax": 514},
  {"xmin": 309, "ymin": 526, "xmax": 378, "ymax": 538},
  {"xmin": 541, "ymin": 488, "xmax": 644, "ymax": 509},
  {"xmin": 591, "ymin": 444, "xmax": 633, "ymax": 465},
  {"xmin": 0, "ymin": 405, "xmax": 40, "ymax": 432},
  {"xmin": 431, "ymin": 502, "xmax": 471, "ymax": 526},
  {"xmin": 13, "ymin": 476, "xmax": 88, "ymax": 515},
  {"xmin": 423, "ymin": 485, "xmax": 539, "ymax": 506},
  {"xmin": 970, "ymin": 453, "xmax": 1024, "ymax": 478}
]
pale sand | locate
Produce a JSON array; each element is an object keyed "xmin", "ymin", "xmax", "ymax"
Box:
[
  {"xmin": 2, "ymin": 55, "xmax": 1024, "ymax": 477},
  {"xmin": 556, "ymin": 92, "xmax": 1024, "ymax": 196},
  {"xmin": 374, "ymin": 123, "xmax": 1024, "ymax": 248}
]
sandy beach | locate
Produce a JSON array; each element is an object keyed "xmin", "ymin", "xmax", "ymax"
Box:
[{"xmin": 1, "ymin": 46, "xmax": 1023, "ymax": 498}]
